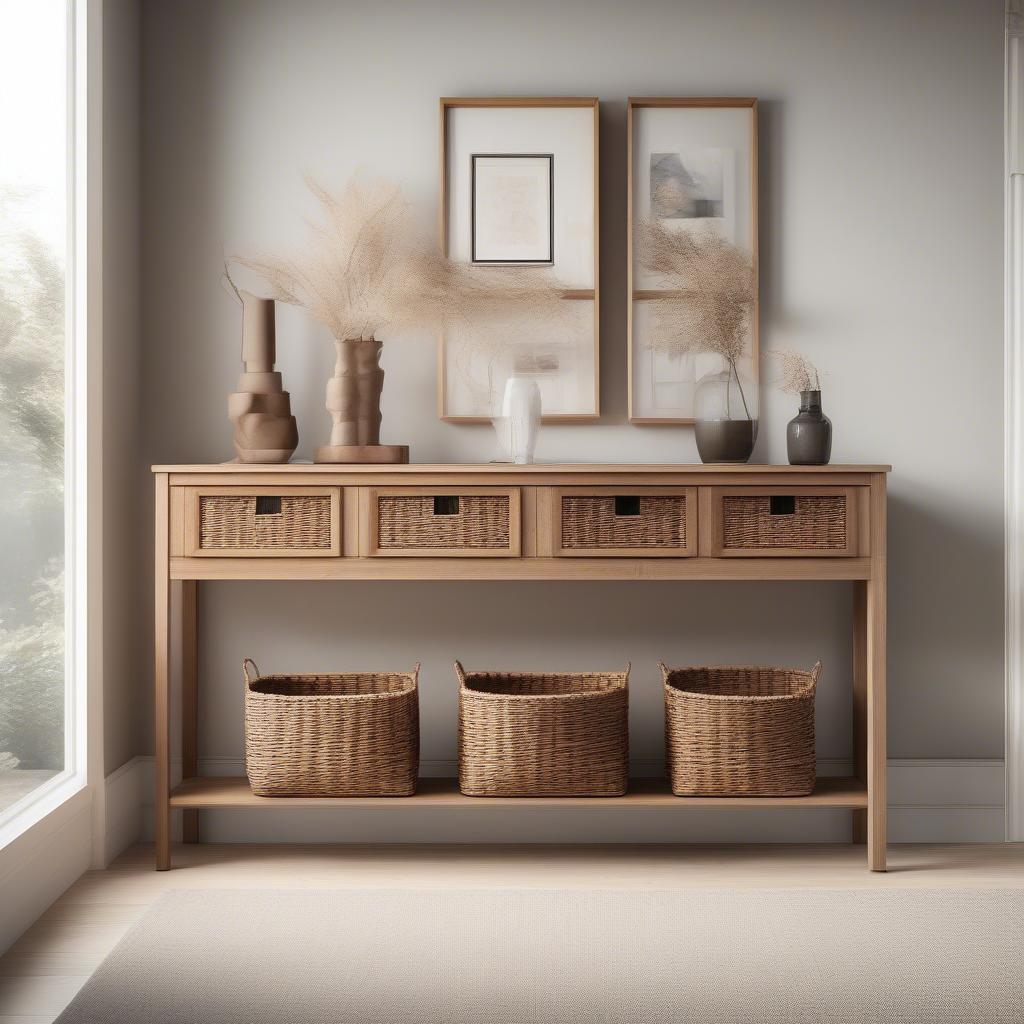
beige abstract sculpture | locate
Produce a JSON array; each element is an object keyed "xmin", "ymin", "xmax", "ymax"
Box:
[{"xmin": 227, "ymin": 290, "xmax": 298, "ymax": 464}]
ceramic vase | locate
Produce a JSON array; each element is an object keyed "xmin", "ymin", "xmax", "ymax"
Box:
[
  {"xmin": 693, "ymin": 362, "xmax": 758, "ymax": 464},
  {"xmin": 227, "ymin": 291, "xmax": 298, "ymax": 464},
  {"xmin": 325, "ymin": 338, "xmax": 384, "ymax": 447},
  {"xmin": 493, "ymin": 376, "xmax": 542, "ymax": 465},
  {"xmin": 787, "ymin": 390, "xmax": 832, "ymax": 465},
  {"xmin": 315, "ymin": 338, "xmax": 409, "ymax": 464}
]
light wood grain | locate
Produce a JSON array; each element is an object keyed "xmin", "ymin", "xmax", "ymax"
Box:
[
  {"xmin": 169, "ymin": 486, "xmax": 185, "ymax": 557},
  {"xmin": 168, "ymin": 555, "xmax": 874, "ymax": 582},
  {"xmin": 153, "ymin": 475, "xmax": 170, "ymax": 871},
  {"xmin": 852, "ymin": 580, "xmax": 868, "ymax": 845},
  {"xmin": 155, "ymin": 463, "xmax": 892, "ymax": 475},
  {"xmin": 180, "ymin": 581, "xmax": 198, "ymax": 845},
  {"xmin": 521, "ymin": 487, "xmax": 538, "ymax": 558},
  {"xmin": 867, "ymin": 473, "xmax": 888, "ymax": 870},
  {"xmin": 342, "ymin": 486, "xmax": 360, "ymax": 556},
  {"xmin": 169, "ymin": 776, "xmax": 868, "ymax": 809}
]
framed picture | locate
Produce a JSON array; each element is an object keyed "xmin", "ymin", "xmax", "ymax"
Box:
[
  {"xmin": 471, "ymin": 154, "xmax": 554, "ymax": 264},
  {"xmin": 627, "ymin": 98, "xmax": 759, "ymax": 424},
  {"xmin": 439, "ymin": 97, "xmax": 599, "ymax": 423}
]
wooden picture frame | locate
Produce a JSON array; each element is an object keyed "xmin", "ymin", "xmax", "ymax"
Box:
[
  {"xmin": 439, "ymin": 97, "xmax": 600, "ymax": 423},
  {"xmin": 627, "ymin": 98, "xmax": 759, "ymax": 424}
]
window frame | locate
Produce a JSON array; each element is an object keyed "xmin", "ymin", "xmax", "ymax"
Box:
[{"xmin": 0, "ymin": 0, "xmax": 96, "ymax": 852}]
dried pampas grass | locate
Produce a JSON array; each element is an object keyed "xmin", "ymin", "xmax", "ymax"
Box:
[
  {"xmin": 235, "ymin": 177, "xmax": 418, "ymax": 342},
  {"xmin": 772, "ymin": 350, "xmax": 822, "ymax": 393},
  {"xmin": 635, "ymin": 218, "xmax": 756, "ymax": 420},
  {"xmin": 634, "ymin": 218, "xmax": 754, "ymax": 364},
  {"xmin": 235, "ymin": 176, "xmax": 573, "ymax": 344}
]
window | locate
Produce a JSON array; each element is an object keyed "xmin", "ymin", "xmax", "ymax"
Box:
[{"xmin": 0, "ymin": 0, "xmax": 77, "ymax": 827}]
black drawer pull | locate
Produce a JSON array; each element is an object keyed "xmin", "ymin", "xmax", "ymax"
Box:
[
  {"xmin": 769, "ymin": 495, "xmax": 796, "ymax": 516},
  {"xmin": 614, "ymin": 496, "xmax": 641, "ymax": 517},
  {"xmin": 433, "ymin": 496, "xmax": 460, "ymax": 516},
  {"xmin": 255, "ymin": 496, "xmax": 282, "ymax": 516}
]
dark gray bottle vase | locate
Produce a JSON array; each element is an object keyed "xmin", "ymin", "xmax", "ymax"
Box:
[{"xmin": 787, "ymin": 390, "xmax": 832, "ymax": 465}]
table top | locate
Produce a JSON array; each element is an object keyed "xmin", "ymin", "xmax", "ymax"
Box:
[{"xmin": 152, "ymin": 462, "xmax": 892, "ymax": 474}]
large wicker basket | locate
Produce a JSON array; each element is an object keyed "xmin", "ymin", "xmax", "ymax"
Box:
[
  {"xmin": 456, "ymin": 662, "xmax": 629, "ymax": 797},
  {"xmin": 243, "ymin": 659, "xmax": 419, "ymax": 797},
  {"xmin": 661, "ymin": 663, "xmax": 820, "ymax": 797}
]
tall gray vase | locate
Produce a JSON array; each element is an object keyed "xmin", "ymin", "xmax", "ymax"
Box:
[{"xmin": 787, "ymin": 390, "xmax": 832, "ymax": 465}]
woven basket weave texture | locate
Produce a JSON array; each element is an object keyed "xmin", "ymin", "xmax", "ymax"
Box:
[
  {"xmin": 377, "ymin": 495, "xmax": 510, "ymax": 549},
  {"xmin": 200, "ymin": 495, "xmax": 332, "ymax": 550},
  {"xmin": 661, "ymin": 663, "xmax": 819, "ymax": 797},
  {"xmin": 721, "ymin": 496, "xmax": 846, "ymax": 550},
  {"xmin": 456, "ymin": 663, "xmax": 629, "ymax": 797},
  {"xmin": 560, "ymin": 496, "xmax": 687, "ymax": 549},
  {"xmin": 243, "ymin": 659, "xmax": 419, "ymax": 797}
]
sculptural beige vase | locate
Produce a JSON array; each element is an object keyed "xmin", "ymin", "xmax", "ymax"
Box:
[
  {"xmin": 228, "ymin": 291, "xmax": 298, "ymax": 463},
  {"xmin": 315, "ymin": 338, "xmax": 408, "ymax": 464}
]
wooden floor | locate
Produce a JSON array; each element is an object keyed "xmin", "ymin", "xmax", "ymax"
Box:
[{"xmin": 2, "ymin": 842, "xmax": 1023, "ymax": 1022}]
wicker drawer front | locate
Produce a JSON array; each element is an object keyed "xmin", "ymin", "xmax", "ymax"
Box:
[
  {"xmin": 370, "ymin": 488, "xmax": 521, "ymax": 557},
  {"xmin": 710, "ymin": 487, "xmax": 858, "ymax": 557},
  {"xmin": 554, "ymin": 488, "xmax": 697, "ymax": 556},
  {"xmin": 189, "ymin": 487, "xmax": 341, "ymax": 557}
]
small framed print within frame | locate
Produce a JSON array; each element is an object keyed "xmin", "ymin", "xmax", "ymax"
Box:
[
  {"xmin": 627, "ymin": 98, "xmax": 759, "ymax": 424},
  {"xmin": 439, "ymin": 97, "xmax": 599, "ymax": 423},
  {"xmin": 471, "ymin": 154, "xmax": 554, "ymax": 264}
]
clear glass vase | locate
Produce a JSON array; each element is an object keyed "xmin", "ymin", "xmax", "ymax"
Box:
[{"xmin": 693, "ymin": 361, "xmax": 758, "ymax": 464}]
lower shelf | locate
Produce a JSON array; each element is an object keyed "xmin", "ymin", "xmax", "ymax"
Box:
[{"xmin": 169, "ymin": 776, "xmax": 868, "ymax": 809}]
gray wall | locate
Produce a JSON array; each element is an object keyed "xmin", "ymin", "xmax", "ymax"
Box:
[
  {"xmin": 103, "ymin": 0, "xmax": 142, "ymax": 774},
  {"xmin": 136, "ymin": 0, "xmax": 1005, "ymax": 796}
]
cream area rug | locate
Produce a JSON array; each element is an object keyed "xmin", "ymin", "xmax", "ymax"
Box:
[{"xmin": 56, "ymin": 888, "xmax": 1023, "ymax": 1023}]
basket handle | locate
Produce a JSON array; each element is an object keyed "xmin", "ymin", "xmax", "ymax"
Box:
[
  {"xmin": 242, "ymin": 658, "xmax": 260, "ymax": 687},
  {"xmin": 810, "ymin": 661, "xmax": 823, "ymax": 685},
  {"xmin": 453, "ymin": 660, "xmax": 467, "ymax": 687}
]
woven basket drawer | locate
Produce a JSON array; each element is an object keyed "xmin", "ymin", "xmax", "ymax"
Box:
[
  {"xmin": 556, "ymin": 488, "xmax": 696, "ymax": 556},
  {"xmin": 370, "ymin": 488, "xmax": 521, "ymax": 557},
  {"xmin": 192, "ymin": 488, "xmax": 341, "ymax": 557},
  {"xmin": 711, "ymin": 488, "xmax": 857, "ymax": 556}
]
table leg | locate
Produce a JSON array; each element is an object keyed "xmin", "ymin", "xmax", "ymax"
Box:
[
  {"xmin": 154, "ymin": 474, "xmax": 172, "ymax": 871},
  {"xmin": 852, "ymin": 581, "xmax": 867, "ymax": 845},
  {"xmin": 866, "ymin": 474, "xmax": 887, "ymax": 871},
  {"xmin": 182, "ymin": 580, "xmax": 199, "ymax": 844}
]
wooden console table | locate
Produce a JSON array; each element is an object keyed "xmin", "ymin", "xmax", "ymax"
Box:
[{"xmin": 153, "ymin": 463, "xmax": 889, "ymax": 871}]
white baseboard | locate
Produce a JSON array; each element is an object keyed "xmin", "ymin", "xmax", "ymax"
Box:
[
  {"xmin": 105, "ymin": 756, "xmax": 1007, "ymax": 850},
  {"xmin": 102, "ymin": 755, "xmax": 146, "ymax": 865}
]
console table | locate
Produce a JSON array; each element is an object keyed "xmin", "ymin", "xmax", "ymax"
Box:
[{"xmin": 153, "ymin": 463, "xmax": 889, "ymax": 871}]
